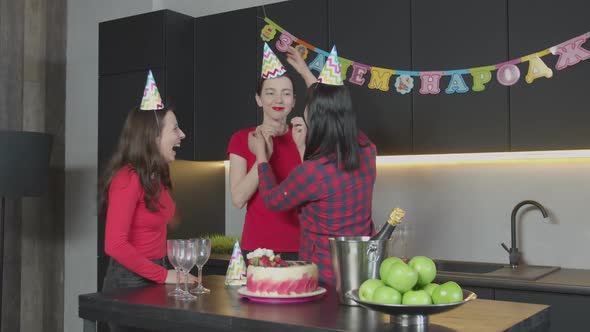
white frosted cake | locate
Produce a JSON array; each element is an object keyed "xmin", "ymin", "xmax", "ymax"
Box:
[{"xmin": 245, "ymin": 248, "xmax": 319, "ymax": 295}]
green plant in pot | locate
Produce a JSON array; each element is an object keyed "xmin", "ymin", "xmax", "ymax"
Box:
[{"xmin": 199, "ymin": 234, "xmax": 241, "ymax": 255}]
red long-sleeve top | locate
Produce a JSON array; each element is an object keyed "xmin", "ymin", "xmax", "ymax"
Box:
[{"xmin": 104, "ymin": 166, "xmax": 174, "ymax": 283}]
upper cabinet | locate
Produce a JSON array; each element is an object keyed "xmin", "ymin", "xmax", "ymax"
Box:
[
  {"xmin": 194, "ymin": 9, "xmax": 258, "ymax": 161},
  {"xmin": 331, "ymin": 0, "xmax": 413, "ymax": 155},
  {"xmin": 98, "ymin": 1, "xmax": 590, "ymax": 161},
  {"xmin": 99, "ymin": 10, "xmax": 195, "ymax": 163},
  {"xmin": 411, "ymin": 0, "xmax": 509, "ymax": 153},
  {"xmin": 508, "ymin": 0, "xmax": 590, "ymax": 151}
]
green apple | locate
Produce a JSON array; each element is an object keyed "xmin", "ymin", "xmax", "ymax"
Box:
[
  {"xmin": 379, "ymin": 256, "xmax": 405, "ymax": 280},
  {"xmin": 408, "ymin": 256, "xmax": 437, "ymax": 287},
  {"xmin": 384, "ymin": 262, "xmax": 418, "ymax": 293},
  {"xmin": 371, "ymin": 285, "xmax": 402, "ymax": 305},
  {"xmin": 359, "ymin": 278, "xmax": 385, "ymax": 301},
  {"xmin": 402, "ymin": 290, "xmax": 432, "ymax": 305},
  {"xmin": 422, "ymin": 283, "xmax": 439, "ymax": 296},
  {"xmin": 432, "ymin": 281, "xmax": 463, "ymax": 304}
]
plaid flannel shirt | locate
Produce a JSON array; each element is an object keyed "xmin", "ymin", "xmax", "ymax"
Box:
[{"xmin": 257, "ymin": 133, "xmax": 376, "ymax": 285}]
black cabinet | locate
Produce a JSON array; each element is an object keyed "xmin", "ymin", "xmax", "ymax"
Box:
[
  {"xmin": 331, "ymin": 0, "xmax": 413, "ymax": 155},
  {"xmin": 98, "ymin": 10, "xmax": 195, "ymax": 163},
  {"xmin": 463, "ymin": 286, "xmax": 494, "ymax": 300},
  {"xmin": 496, "ymin": 289, "xmax": 590, "ymax": 332},
  {"xmin": 508, "ymin": 0, "xmax": 590, "ymax": 151},
  {"xmin": 411, "ymin": 0, "xmax": 509, "ymax": 153},
  {"xmin": 194, "ymin": 8, "xmax": 258, "ymax": 161}
]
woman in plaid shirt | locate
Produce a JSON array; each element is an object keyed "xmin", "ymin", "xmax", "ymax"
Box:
[{"xmin": 250, "ymin": 82, "xmax": 377, "ymax": 286}]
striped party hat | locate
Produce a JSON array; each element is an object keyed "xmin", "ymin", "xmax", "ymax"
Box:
[
  {"xmin": 140, "ymin": 70, "xmax": 164, "ymax": 110},
  {"xmin": 261, "ymin": 42, "xmax": 286, "ymax": 79},
  {"xmin": 317, "ymin": 45, "xmax": 343, "ymax": 86}
]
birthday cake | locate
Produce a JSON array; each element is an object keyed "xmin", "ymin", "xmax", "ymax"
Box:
[{"xmin": 246, "ymin": 248, "xmax": 319, "ymax": 295}]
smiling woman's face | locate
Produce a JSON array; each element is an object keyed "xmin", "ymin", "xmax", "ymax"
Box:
[
  {"xmin": 157, "ymin": 111, "xmax": 185, "ymax": 163},
  {"xmin": 255, "ymin": 76, "xmax": 295, "ymax": 123}
]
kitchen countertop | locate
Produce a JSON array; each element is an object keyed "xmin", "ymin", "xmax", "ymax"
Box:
[
  {"xmin": 79, "ymin": 275, "xmax": 549, "ymax": 332},
  {"xmin": 436, "ymin": 267, "xmax": 590, "ymax": 296},
  {"xmin": 209, "ymin": 254, "xmax": 590, "ymax": 296}
]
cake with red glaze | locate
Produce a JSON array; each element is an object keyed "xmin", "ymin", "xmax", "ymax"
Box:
[{"xmin": 246, "ymin": 248, "xmax": 318, "ymax": 295}]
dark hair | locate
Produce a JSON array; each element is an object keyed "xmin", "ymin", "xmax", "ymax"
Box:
[
  {"xmin": 255, "ymin": 74, "xmax": 295, "ymax": 96},
  {"xmin": 98, "ymin": 107, "xmax": 173, "ymax": 215},
  {"xmin": 303, "ymin": 83, "xmax": 360, "ymax": 171}
]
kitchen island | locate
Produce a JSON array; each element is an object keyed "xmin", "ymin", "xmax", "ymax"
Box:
[{"xmin": 79, "ymin": 275, "xmax": 549, "ymax": 331}]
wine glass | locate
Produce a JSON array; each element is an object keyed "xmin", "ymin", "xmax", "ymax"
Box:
[
  {"xmin": 190, "ymin": 238, "xmax": 211, "ymax": 295},
  {"xmin": 166, "ymin": 239, "xmax": 185, "ymax": 297},
  {"xmin": 176, "ymin": 239, "xmax": 197, "ymax": 300}
]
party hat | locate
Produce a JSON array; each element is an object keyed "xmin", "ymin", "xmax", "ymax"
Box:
[
  {"xmin": 140, "ymin": 70, "xmax": 164, "ymax": 110},
  {"xmin": 317, "ymin": 45, "xmax": 343, "ymax": 86},
  {"xmin": 261, "ymin": 42, "xmax": 286, "ymax": 79},
  {"xmin": 225, "ymin": 240, "xmax": 247, "ymax": 286}
]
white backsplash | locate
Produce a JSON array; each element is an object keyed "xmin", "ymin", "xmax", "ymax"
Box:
[{"xmin": 226, "ymin": 159, "xmax": 590, "ymax": 269}]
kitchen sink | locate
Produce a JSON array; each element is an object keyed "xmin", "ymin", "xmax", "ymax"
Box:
[{"xmin": 435, "ymin": 259, "xmax": 560, "ymax": 281}]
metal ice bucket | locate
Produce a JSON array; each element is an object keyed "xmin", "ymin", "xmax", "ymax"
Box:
[{"xmin": 329, "ymin": 236, "xmax": 394, "ymax": 306}]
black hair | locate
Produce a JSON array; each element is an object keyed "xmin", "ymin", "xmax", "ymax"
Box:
[{"xmin": 303, "ymin": 83, "xmax": 360, "ymax": 171}]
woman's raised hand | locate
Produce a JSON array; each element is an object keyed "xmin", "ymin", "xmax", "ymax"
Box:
[
  {"xmin": 291, "ymin": 117, "xmax": 306, "ymax": 159},
  {"xmin": 286, "ymin": 46, "xmax": 317, "ymax": 88}
]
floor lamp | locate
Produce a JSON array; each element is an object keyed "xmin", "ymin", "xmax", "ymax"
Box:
[{"xmin": 0, "ymin": 130, "xmax": 52, "ymax": 328}]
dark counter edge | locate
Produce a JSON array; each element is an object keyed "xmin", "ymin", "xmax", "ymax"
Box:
[
  {"xmin": 78, "ymin": 293, "xmax": 340, "ymax": 332},
  {"xmin": 436, "ymin": 272, "xmax": 590, "ymax": 296},
  {"xmin": 210, "ymin": 255, "xmax": 590, "ymax": 296}
]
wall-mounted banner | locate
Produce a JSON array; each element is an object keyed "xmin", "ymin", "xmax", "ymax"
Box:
[{"xmin": 261, "ymin": 17, "xmax": 590, "ymax": 95}]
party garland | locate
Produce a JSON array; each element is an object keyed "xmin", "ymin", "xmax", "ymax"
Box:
[{"xmin": 260, "ymin": 17, "xmax": 590, "ymax": 95}]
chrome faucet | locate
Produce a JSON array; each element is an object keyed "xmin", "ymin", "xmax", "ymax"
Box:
[{"xmin": 501, "ymin": 200, "xmax": 548, "ymax": 268}]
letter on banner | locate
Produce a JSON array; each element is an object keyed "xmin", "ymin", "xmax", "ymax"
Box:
[
  {"xmin": 349, "ymin": 63, "xmax": 371, "ymax": 86},
  {"xmin": 551, "ymin": 35, "xmax": 590, "ymax": 70},
  {"xmin": 496, "ymin": 63, "xmax": 520, "ymax": 86},
  {"xmin": 339, "ymin": 58, "xmax": 353, "ymax": 81},
  {"xmin": 419, "ymin": 72, "xmax": 443, "ymax": 94},
  {"xmin": 470, "ymin": 68, "xmax": 492, "ymax": 92},
  {"xmin": 445, "ymin": 73, "xmax": 469, "ymax": 94},
  {"xmin": 368, "ymin": 67, "xmax": 395, "ymax": 91},
  {"xmin": 308, "ymin": 53, "xmax": 325, "ymax": 73},
  {"xmin": 525, "ymin": 56, "xmax": 553, "ymax": 83},
  {"xmin": 275, "ymin": 32, "xmax": 295, "ymax": 52}
]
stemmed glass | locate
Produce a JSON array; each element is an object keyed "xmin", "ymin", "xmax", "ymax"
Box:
[
  {"xmin": 166, "ymin": 239, "xmax": 185, "ymax": 297},
  {"xmin": 190, "ymin": 238, "xmax": 211, "ymax": 295},
  {"xmin": 176, "ymin": 239, "xmax": 197, "ymax": 300}
]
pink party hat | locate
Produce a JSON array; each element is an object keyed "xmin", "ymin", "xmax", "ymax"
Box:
[
  {"xmin": 140, "ymin": 70, "xmax": 164, "ymax": 110},
  {"xmin": 261, "ymin": 42, "xmax": 286, "ymax": 79},
  {"xmin": 317, "ymin": 45, "xmax": 343, "ymax": 86}
]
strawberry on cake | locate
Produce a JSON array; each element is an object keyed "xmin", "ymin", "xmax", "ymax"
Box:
[{"xmin": 246, "ymin": 248, "xmax": 319, "ymax": 295}]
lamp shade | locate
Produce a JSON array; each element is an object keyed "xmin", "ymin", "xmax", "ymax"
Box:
[{"xmin": 0, "ymin": 130, "xmax": 53, "ymax": 198}]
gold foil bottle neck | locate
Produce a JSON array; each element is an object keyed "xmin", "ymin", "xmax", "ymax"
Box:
[{"xmin": 387, "ymin": 207, "xmax": 405, "ymax": 226}]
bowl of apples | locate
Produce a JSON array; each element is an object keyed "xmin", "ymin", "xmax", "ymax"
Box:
[{"xmin": 346, "ymin": 256, "xmax": 477, "ymax": 327}]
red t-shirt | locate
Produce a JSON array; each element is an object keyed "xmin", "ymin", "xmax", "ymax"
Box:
[
  {"xmin": 104, "ymin": 166, "xmax": 174, "ymax": 283},
  {"xmin": 227, "ymin": 126, "xmax": 302, "ymax": 252}
]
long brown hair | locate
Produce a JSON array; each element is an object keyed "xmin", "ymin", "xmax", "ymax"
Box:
[{"xmin": 98, "ymin": 107, "xmax": 173, "ymax": 215}]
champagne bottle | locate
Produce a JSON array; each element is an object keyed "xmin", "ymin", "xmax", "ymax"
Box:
[{"xmin": 370, "ymin": 207, "xmax": 406, "ymax": 240}]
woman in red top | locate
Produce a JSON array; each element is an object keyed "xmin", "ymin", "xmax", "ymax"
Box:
[
  {"xmin": 251, "ymin": 57, "xmax": 377, "ymax": 285},
  {"xmin": 228, "ymin": 44, "xmax": 315, "ymax": 262},
  {"xmin": 99, "ymin": 106, "xmax": 198, "ymax": 299}
]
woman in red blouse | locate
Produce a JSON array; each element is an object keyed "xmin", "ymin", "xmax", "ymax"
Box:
[
  {"xmin": 227, "ymin": 45, "xmax": 316, "ymax": 262},
  {"xmin": 251, "ymin": 81, "xmax": 377, "ymax": 286},
  {"xmin": 98, "ymin": 107, "xmax": 198, "ymax": 300}
]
